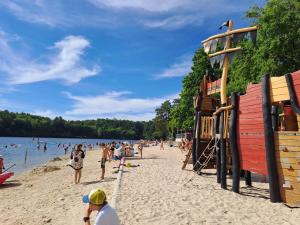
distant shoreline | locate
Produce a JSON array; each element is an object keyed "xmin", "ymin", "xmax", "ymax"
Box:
[{"xmin": 0, "ymin": 136, "xmax": 137, "ymax": 141}]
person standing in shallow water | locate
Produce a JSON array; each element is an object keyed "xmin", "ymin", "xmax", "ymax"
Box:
[
  {"xmin": 160, "ymin": 139, "xmax": 164, "ymax": 150},
  {"xmin": 68, "ymin": 144, "xmax": 85, "ymax": 184}
]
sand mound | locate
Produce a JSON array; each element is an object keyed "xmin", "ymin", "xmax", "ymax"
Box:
[
  {"xmin": 50, "ymin": 157, "xmax": 62, "ymax": 162},
  {"xmin": 30, "ymin": 165, "xmax": 61, "ymax": 174}
]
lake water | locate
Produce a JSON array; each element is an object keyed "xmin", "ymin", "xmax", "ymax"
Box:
[{"xmin": 0, "ymin": 137, "xmax": 134, "ymax": 174}]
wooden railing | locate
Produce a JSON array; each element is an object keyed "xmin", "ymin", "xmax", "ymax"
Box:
[
  {"xmin": 207, "ymin": 79, "xmax": 221, "ymax": 95},
  {"xmin": 200, "ymin": 116, "xmax": 214, "ymax": 139}
]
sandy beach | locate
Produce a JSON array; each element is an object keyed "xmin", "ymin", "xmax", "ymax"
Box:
[
  {"xmin": 0, "ymin": 148, "xmax": 119, "ymax": 225},
  {"xmin": 1, "ymin": 145, "xmax": 300, "ymax": 225}
]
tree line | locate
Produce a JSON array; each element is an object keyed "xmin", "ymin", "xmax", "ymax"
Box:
[
  {"xmin": 0, "ymin": 110, "xmax": 157, "ymax": 140},
  {"xmin": 152, "ymin": 0, "xmax": 300, "ymax": 139}
]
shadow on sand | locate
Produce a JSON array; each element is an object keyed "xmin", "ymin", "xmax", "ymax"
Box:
[
  {"xmin": 0, "ymin": 180, "xmax": 22, "ymax": 189},
  {"xmin": 81, "ymin": 177, "xmax": 117, "ymax": 185},
  {"xmin": 125, "ymin": 156, "xmax": 161, "ymax": 161},
  {"xmin": 239, "ymin": 186, "xmax": 270, "ymax": 200}
]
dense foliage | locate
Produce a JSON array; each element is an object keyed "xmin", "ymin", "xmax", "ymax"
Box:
[
  {"xmin": 0, "ymin": 110, "xmax": 155, "ymax": 140},
  {"xmin": 154, "ymin": 0, "xmax": 300, "ymax": 138},
  {"xmin": 228, "ymin": 0, "xmax": 300, "ymax": 93},
  {"xmin": 1, "ymin": 1, "xmax": 298, "ymax": 140}
]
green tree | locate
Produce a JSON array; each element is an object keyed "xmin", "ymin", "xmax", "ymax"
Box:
[
  {"xmin": 175, "ymin": 48, "xmax": 212, "ymax": 129},
  {"xmin": 229, "ymin": 0, "xmax": 300, "ymax": 93}
]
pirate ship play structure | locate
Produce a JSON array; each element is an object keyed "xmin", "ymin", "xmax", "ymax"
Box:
[{"xmin": 183, "ymin": 20, "xmax": 300, "ymax": 205}]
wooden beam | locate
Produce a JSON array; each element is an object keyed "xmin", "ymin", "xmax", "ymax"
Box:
[
  {"xmin": 208, "ymin": 47, "xmax": 242, "ymax": 58},
  {"xmin": 202, "ymin": 26, "xmax": 258, "ymax": 44},
  {"xmin": 213, "ymin": 105, "xmax": 234, "ymax": 115}
]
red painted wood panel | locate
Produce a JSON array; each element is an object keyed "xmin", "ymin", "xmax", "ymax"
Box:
[
  {"xmin": 291, "ymin": 70, "xmax": 300, "ymax": 103},
  {"xmin": 240, "ymin": 160, "xmax": 268, "ymax": 175},
  {"xmin": 237, "ymin": 83, "xmax": 268, "ymax": 175}
]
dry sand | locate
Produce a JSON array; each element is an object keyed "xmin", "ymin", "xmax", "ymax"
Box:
[
  {"xmin": 117, "ymin": 146, "xmax": 300, "ymax": 225},
  {"xmin": 1, "ymin": 145, "xmax": 300, "ymax": 225},
  {"xmin": 0, "ymin": 148, "xmax": 119, "ymax": 225}
]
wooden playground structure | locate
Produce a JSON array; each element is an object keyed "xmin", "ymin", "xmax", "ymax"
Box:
[{"xmin": 183, "ymin": 20, "xmax": 300, "ymax": 205}]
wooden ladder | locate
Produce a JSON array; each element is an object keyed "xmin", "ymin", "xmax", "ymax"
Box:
[{"xmin": 182, "ymin": 148, "xmax": 192, "ymax": 170}]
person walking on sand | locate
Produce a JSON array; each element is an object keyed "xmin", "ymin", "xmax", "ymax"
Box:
[
  {"xmin": 68, "ymin": 144, "xmax": 85, "ymax": 184},
  {"xmin": 109, "ymin": 142, "xmax": 116, "ymax": 160},
  {"xmin": 138, "ymin": 142, "xmax": 143, "ymax": 158},
  {"xmin": 160, "ymin": 139, "xmax": 164, "ymax": 150},
  {"xmin": 99, "ymin": 143, "xmax": 108, "ymax": 180},
  {"xmin": 82, "ymin": 188, "xmax": 121, "ymax": 225}
]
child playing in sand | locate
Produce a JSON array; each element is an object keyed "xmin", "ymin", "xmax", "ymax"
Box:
[
  {"xmin": 68, "ymin": 144, "xmax": 85, "ymax": 184},
  {"xmin": 99, "ymin": 143, "xmax": 109, "ymax": 180}
]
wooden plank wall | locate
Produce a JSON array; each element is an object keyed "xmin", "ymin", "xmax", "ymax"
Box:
[
  {"xmin": 237, "ymin": 83, "xmax": 268, "ymax": 175},
  {"xmin": 275, "ymin": 70, "xmax": 300, "ymax": 205},
  {"xmin": 207, "ymin": 79, "xmax": 221, "ymax": 95},
  {"xmin": 291, "ymin": 70, "xmax": 300, "ymax": 106},
  {"xmin": 297, "ymin": 115, "xmax": 300, "ymax": 132},
  {"xmin": 269, "ymin": 76, "xmax": 290, "ymax": 103},
  {"xmin": 275, "ymin": 132, "xmax": 300, "ymax": 205},
  {"xmin": 201, "ymin": 97, "xmax": 215, "ymax": 112},
  {"xmin": 269, "ymin": 70, "xmax": 300, "ymax": 103}
]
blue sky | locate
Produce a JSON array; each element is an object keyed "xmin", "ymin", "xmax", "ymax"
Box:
[{"xmin": 0, "ymin": 0, "xmax": 265, "ymax": 121}]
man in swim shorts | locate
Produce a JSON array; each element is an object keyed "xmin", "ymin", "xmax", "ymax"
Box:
[{"xmin": 100, "ymin": 143, "xmax": 108, "ymax": 180}]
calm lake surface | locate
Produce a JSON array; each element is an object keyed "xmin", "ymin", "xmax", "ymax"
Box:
[{"xmin": 0, "ymin": 137, "xmax": 134, "ymax": 174}]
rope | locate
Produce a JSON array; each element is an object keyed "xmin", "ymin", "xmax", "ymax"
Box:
[{"xmin": 183, "ymin": 135, "xmax": 220, "ymax": 186}]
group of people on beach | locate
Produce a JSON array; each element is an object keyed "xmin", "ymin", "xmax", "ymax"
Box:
[
  {"xmin": 68, "ymin": 141, "xmax": 140, "ymax": 184},
  {"xmin": 68, "ymin": 141, "xmax": 147, "ymax": 225}
]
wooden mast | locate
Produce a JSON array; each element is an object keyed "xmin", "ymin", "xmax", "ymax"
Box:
[
  {"xmin": 200, "ymin": 20, "xmax": 258, "ymax": 189},
  {"xmin": 220, "ymin": 20, "xmax": 232, "ymax": 105}
]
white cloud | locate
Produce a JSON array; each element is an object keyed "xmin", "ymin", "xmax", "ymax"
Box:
[
  {"xmin": 0, "ymin": 0, "xmax": 63, "ymax": 26},
  {"xmin": 154, "ymin": 55, "xmax": 192, "ymax": 79},
  {"xmin": 64, "ymin": 91, "xmax": 179, "ymax": 121},
  {"xmin": 31, "ymin": 110, "xmax": 59, "ymax": 119},
  {"xmin": 88, "ymin": 0, "xmax": 187, "ymax": 12},
  {"xmin": 0, "ymin": 0, "xmax": 265, "ymax": 29},
  {"xmin": 143, "ymin": 15, "xmax": 203, "ymax": 29},
  {"xmin": 0, "ymin": 32, "xmax": 100, "ymax": 85},
  {"xmin": 0, "ymin": 0, "xmax": 118, "ymax": 28}
]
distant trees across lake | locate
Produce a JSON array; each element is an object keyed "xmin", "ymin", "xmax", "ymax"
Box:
[{"xmin": 0, "ymin": 110, "xmax": 156, "ymax": 140}]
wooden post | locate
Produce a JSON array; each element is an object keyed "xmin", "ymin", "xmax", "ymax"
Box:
[
  {"xmin": 220, "ymin": 20, "xmax": 233, "ymax": 105},
  {"xmin": 245, "ymin": 171, "xmax": 252, "ymax": 186},
  {"xmin": 262, "ymin": 74, "xmax": 281, "ymax": 203},
  {"xmin": 219, "ymin": 111, "xmax": 227, "ymax": 189},
  {"xmin": 271, "ymin": 106, "xmax": 278, "ymax": 132},
  {"xmin": 195, "ymin": 111, "xmax": 202, "ymax": 171},
  {"xmin": 194, "ymin": 91, "xmax": 203, "ymax": 171},
  {"xmin": 229, "ymin": 92, "xmax": 240, "ymax": 193},
  {"xmin": 214, "ymin": 112, "xmax": 221, "ymax": 183},
  {"xmin": 192, "ymin": 113, "xmax": 198, "ymax": 167},
  {"xmin": 219, "ymin": 20, "xmax": 232, "ymax": 190},
  {"xmin": 285, "ymin": 73, "xmax": 300, "ymax": 114}
]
